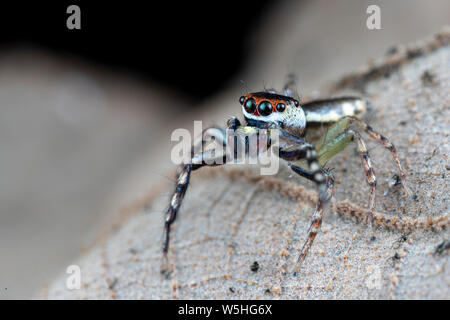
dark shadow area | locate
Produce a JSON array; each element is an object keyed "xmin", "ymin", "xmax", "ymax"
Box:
[{"xmin": 0, "ymin": 1, "xmax": 276, "ymax": 100}]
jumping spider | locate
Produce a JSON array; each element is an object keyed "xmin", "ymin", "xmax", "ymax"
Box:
[{"xmin": 162, "ymin": 75, "xmax": 411, "ymax": 276}]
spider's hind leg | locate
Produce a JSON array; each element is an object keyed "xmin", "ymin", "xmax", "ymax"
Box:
[
  {"xmin": 344, "ymin": 129, "xmax": 377, "ymax": 226},
  {"xmin": 346, "ymin": 116, "xmax": 412, "ymax": 196},
  {"xmin": 314, "ymin": 116, "xmax": 410, "ymax": 228},
  {"xmin": 302, "ymin": 97, "xmax": 410, "ymax": 196},
  {"xmin": 312, "ymin": 118, "xmax": 378, "ymax": 225}
]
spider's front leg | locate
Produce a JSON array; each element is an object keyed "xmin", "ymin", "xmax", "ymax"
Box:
[
  {"xmin": 278, "ymin": 138, "xmax": 334, "ymax": 274},
  {"xmin": 161, "ymin": 118, "xmax": 241, "ymax": 276},
  {"xmin": 290, "ymin": 164, "xmax": 335, "ymax": 275}
]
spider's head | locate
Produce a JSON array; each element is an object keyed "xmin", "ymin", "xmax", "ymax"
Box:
[{"xmin": 239, "ymin": 92, "xmax": 306, "ymax": 136}]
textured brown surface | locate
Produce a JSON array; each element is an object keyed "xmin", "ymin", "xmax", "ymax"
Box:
[{"xmin": 44, "ymin": 32, "xmax": 449, "ymax": 299}]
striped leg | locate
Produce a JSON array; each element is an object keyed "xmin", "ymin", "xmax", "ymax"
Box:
[
  {"xmin": 162, "ymin": 153, "xmax": 227, "ymax": 275},
  {"xmin": 162, "ymin": 121, "xmax": 240, "ymax": 276},
  {"xmin": 162, "ymin": 163, "xmax": 192, "ymax": 274},
  {"xmin": 290, "ymin": 164, "xmax": 335, "ymax": 275},
  {"xmin": 346, "ymin": 129, "xmax": 377, "ymax": 226},
  {"xmin": 280, "ymin": 145, "xmax": 330, "ymax": 206},
  {"xmin": 346, "ymin": 116, "xmax": 412, "ymax": 196},
  {"xmin": 279, "ymin": 143, "xmax": 332, "ymax": 273}
]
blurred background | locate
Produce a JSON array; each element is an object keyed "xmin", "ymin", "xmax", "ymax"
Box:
[{"xmin": 0, "ymin": 0, "xmax": 448, "ymax": 299}]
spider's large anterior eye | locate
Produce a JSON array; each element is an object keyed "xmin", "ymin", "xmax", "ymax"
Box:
[
  {"xmin": 244, "ymin": 98, "xmax": 256, "ymax": 113},
  {"xmin": 239, "ymin": 96, "xmax": 246, "ymax": 104},
  {"xmin": 258, "ymin": 101, "xmax": 273, "ymax": 116},
  {"xmin": 276, "ymin": 103, "xmax": 285, "ymax": 112},
  {"xmin": 294, "ymin": 100, "xmax": 299, "ymax": 107}
]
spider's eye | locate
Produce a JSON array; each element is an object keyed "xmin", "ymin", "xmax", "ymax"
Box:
[
  {"xmin": 276, "ymin": 103, "xmax": 286, "ymax": 112},
  {"xmin": 294, "ymin": 100, "xmax": 299, "ymax": 107},
  {"xmin": 244, "ymin": 98, "xmax": 256, "ymax": 113},
  {"xmin": 239, "ymin": 96, "xmax": 246, "ymax": 104},
  {"xmin": 258, "ymin": 101, "xmax": 273, "ymax": 116}
]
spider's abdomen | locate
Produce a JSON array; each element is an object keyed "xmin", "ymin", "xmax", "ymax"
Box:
[{"xmin": 302, "ymin": 97, "xmax": 368, "ymax": 123}]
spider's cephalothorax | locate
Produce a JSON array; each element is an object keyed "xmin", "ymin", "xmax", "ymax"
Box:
[
  {"xmin": 239, "ymin": 92, "xmax": 305, "ymax": 137},
  {"xmin": 161, "ymin": 76, "xmax": 412, "ymax": 277}
]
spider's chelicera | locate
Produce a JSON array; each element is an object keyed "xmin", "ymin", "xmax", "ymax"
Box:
[{"xmin": 162, "ymin": 75, "xmax": 412, "ymax": 277}]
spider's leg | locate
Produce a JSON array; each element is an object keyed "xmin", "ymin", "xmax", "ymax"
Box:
[
  {"xmin": 162, "ymin": 152, "xmax": 227, "ymax": 274},
  {"xmin": 345, "ymin": 116, "xmax": 412, "ymax": 196},
  {"xmin": 278, "ymin": 141, "xmax": 332, "ymax": 273},
  {"xmin": 314, "ymin": 116, "xmax": 409, "ymax": 228},
  {"xmin": 302, "ymin": 97, "xmax": 410, "ymax": 194},
  {"xmin": 162, "ymin": 163, "xmax": 191, "ymax": 272},
  {"xmin": 312, "ymin": 118, "xmax": 378, "ymax": 226},
  {"xmin": 290, "ymin": 164, "xmax": 335, "ymax": 274},
  {"xmin": 161, "ymin": 121, "xmax": 238, "ymax": 276},
  {"xmin": 345, "ymin": 129, "xmax": 377, "ymax": 226}
]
